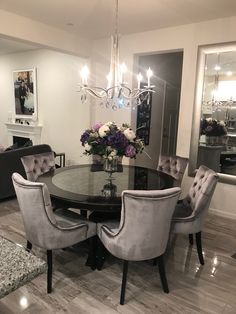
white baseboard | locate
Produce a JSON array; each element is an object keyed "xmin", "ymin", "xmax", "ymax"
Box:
[{"xmin": 209, "ymin": 207, "xmax": 236, "ymax": 220}]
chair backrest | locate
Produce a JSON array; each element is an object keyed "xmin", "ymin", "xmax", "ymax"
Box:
[
  {"xmin": 12, "ymin": 172, "xmax": 59, "ymax": 249},
  {"xmin": 184, "ymin": 165, "xmax": 219, "ymax": 220},
  {"xmin": 106, "ymin": 187, "xmax": 181, "ymax": 261},
  {"xmin": 157, "ymin": 155, "xmax": 188, "ymax": 183},
  {"xmin": 21, "ymin": 151, "xmax": 55, "ymax": 181}
]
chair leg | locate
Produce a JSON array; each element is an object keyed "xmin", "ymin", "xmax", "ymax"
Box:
[
  {"xmin": 26, "ymin": 240, "xmax": 32, "ymax": 251},
  {"xmin": 47, "ymin": 250, "xmax": 53, "ymax": 293},
  {"xmin": 120, "ymin": 260, "xmax": 129, "ymax": 305},
  {"xmin": 189, "ymin": 234, "xmax": 194, "ymax": 245},
  {"xmin": 196, "ymin": 232, "xmax": 204, "ymax": 265},
  {"xmin": 157, "ymin": 254, "xmax": 169, "ymax": 293}
]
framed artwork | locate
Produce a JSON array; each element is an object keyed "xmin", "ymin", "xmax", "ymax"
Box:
[{"xmin": 13, "ymin": 68, "xmax": 37, "ymax": 119}]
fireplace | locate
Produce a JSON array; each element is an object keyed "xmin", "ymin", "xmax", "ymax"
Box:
[
  {"xmin": 5, "ymin": 122, "xmax": 42, "ymax": 146},
  {"xmin": 13, "ymin": 136, "xmax": 32, "ymax": 148}
]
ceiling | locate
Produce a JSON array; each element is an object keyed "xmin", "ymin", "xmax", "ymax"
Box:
[
  {"xmin": 1, "ymin": 0, "xmax": 236, "ymax": 56},
  {"xmin": 1, "ymin": 0, "xmax": 236, "ymax": 40}
]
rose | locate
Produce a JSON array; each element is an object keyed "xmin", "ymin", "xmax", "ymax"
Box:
[
  {"xmin": 125, "ymin": 144, "xmax": 136, "ymax": 158},
  {"xmin": 93, "ymin": 122, "xmax": 103, "ymax": 131},
  {"xmin": 219, "ymin": 120, "xmax": 225, "ymax": 126},
  {"xmin": 98, "ymin": 124, "xmax": 110, "ymax": 137},
  {"xmin": 124, "ymin": 128, "xmax": 136, "ymax": 141}
]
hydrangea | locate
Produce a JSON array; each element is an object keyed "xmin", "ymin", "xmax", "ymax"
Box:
[
  {"xmin": 80, "ymin": 122, "xmax": 144, "ymax": 159},
  {"xmin": 200, "ymin": 118, "xmax": 227, "ymax": 136}
]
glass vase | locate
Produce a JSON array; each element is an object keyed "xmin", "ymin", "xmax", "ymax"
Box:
[{"xmin": 103, "ymin": 158, "xmax": 118, "ymax": 173}]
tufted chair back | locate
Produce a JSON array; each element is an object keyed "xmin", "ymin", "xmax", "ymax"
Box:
[
  {"xmin": 21, "ymin": 151, "xmax": 55, "ymax": 181},
  {"xmin": 99, "ymin": 187, "xmax": 181, "ymax": 261},
  {"xmin": 173, "ymin": 165, "xmax": 219, "ymax": 234},
  {"xmin": 157, "ymin": 155, "xmax": 188, "ymax": 184}
]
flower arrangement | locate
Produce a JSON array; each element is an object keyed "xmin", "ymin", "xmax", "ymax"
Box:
[
  {"xmin": 80, "ymin": 122, "xmax": 145, "ymax": 160},
  {"xmin": 200, "ymin": 118, "xmax": 227, "ymax": 137}
]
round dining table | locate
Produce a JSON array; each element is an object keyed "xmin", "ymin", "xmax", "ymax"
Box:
[{"xmin": 38, "ymin": 164, "xmax": 176, "ymax": 212}]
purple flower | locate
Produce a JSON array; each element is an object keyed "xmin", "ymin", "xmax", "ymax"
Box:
[
  {"xmin": 93, "ymin": 122, "xmax": 104, "ymax": 131},
  {"xmin": 80, "ymin": 130, "xmax": 90, "ymax": 145},
  {"xmin": 125, "ymin": 145, "xmax": 136, "ymax": 158}
]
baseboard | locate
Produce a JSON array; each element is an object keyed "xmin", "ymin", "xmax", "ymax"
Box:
[{"xmin": 209, "ymin": 207, "xmax": 236, "ymax": 220}]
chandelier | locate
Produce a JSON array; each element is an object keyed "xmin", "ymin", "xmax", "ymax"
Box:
[{"xmin": 78, "ymin": 0, "xmax": 154, "ymax": 110}]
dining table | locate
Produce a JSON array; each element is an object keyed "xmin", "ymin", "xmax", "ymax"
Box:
[{"xmin": 38, "ymin": 164, "xmax": 177, "ymax": 213}]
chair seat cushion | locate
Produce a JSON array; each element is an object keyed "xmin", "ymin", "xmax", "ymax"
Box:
[
  {"xmin": 172, "ymin": 200, "xmax": 194, "ymax": 222},
  {"xmin": 54, "ymin": 208, "xmax": 96, "ymax": 238}
]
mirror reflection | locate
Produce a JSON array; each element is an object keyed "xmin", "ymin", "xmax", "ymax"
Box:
[{"xmin": 197, "ymin": 50, "xmax": 236, "ymax": 175}]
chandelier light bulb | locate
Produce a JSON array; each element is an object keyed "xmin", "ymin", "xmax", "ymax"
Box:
[
  {"xmin": 214, "ymin": 65, "xmax": 221, "ymax": 71},
  {"xmin": 137, "ymin": 73, "xmax": 143, "ymax": 89},
  {"xmin": 80, "ymin": 65, "xmax": 89, "ymax": 85},
  {"xmin": 147, "ymin": 67, "xmax": 153, "ymax": 87},
  {"xmin": 227, "ymin": 71, "xmax": 233, "ymax": 76},
  {"xmin": 106, "ymin": 72, "xmax": 112, "ymax": 88},
  {"xmin": 120, "ymin": 63, "xmax": 127, "ymax": 84}
]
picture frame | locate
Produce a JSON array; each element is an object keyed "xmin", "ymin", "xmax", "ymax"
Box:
[{"xmin": 13, "ymin": 68, "xmax": 37, "ymax": 119}]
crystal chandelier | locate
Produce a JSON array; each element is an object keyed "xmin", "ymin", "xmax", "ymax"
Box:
[
  {"xmin": 205, "ymin": 53, "xmax": 233, "ymax": 113},
  {"xmin": 78, "ymin": 0, "xmax": 154, "ymax": 110}
]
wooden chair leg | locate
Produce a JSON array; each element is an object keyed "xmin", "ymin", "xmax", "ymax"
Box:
[
  {"xmin": 120, "ymin": 260, "xmax": 129, "ymax": 305},
  {"xmin": 189, "ymin": 234, "xmax": 194, "ymax": 245},
  {"xmin": 47, "ymin": 250, "xmax": 53, "ymax": 293},
  {"xmin": 157, "ymin": 254, "xmax": 169, "ymax": 293},
  {"xmin": 26, "ymin": 240, "xmax": 32, "ymax": 251},
  {"xmin": 196, "ymin": 232, "xmax": 204, "ymax": 265}
]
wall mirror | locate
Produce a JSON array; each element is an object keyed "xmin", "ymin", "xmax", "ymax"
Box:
[{"xmin": 189, "ymin": 42, "xmax": 236, "ymax": 183}]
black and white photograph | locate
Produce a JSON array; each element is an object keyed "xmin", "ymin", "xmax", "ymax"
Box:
[{"xmin": 13, "ymin": 68, "xmax": 37, "ymax": 118}]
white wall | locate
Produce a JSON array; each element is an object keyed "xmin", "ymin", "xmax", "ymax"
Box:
[
  {"xmin": 91, "ymin": 16, "xmax": 236, "ymax": 218},
  {"xmin": 0, "ymin": 49, "xmax": 90, "ymax": 165}
]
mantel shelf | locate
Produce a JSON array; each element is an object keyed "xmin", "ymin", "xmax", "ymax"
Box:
[{"xmin": 5, "ymin": 122, "xmax": 42, "ymax": 145}]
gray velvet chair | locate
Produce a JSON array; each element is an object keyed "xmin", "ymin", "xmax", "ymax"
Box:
[
  {"xmin": 172, "ymin": 165, "xmax": 219, "ymax": 265},
  {"xmin": 97, "ymin": 187, "xmax": 181, "ymax": 305},
  {"xmin": 157, "ymin": 155, "xmax": 188, "ymax": 185},
  {"xmin": 12, "ymin": 172, "xmax": 97, "ymax": 293},
  {"xmin": 21, "ymin": 151, "xmax": 56, "ymax": 181}
]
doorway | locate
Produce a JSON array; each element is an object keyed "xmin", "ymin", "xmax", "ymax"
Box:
[{"xmin": 134, "ymin": 51, "xmax": 183, "ymax": 169}]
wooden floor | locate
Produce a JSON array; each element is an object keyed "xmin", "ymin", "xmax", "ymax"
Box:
[{"xmin": 0, "ymin": 198, "xmax": 236, "ymax": 314}]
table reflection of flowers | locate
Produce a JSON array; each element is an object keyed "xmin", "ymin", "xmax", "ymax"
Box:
[{"xmin": 80, "ymin": 122, "xmax": 145, "ymax": 172}]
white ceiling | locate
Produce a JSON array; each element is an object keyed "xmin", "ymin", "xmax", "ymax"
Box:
[
  {"xmin": 1, "ymin": 0, "xmax": 236, "ymax": 40},
  {"xmin": 1, "ymin": 0, "xmax": 236, "ymax": 56}
]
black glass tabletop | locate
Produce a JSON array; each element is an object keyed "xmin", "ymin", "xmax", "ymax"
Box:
[{"xmin": 38, "ymin": 164, "xmax": 176, "ymax": 212}]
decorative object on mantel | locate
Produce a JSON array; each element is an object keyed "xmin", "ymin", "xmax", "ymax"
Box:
[
  {"xmin": 80, "ymin": 122, "xmax": 145, "ymax": 173},
  {"xmin": 78, "ymin": 0, "xmax": 155, "ymax": 110},
  {"xmin": 200, "ymin": 118, "xmax": 228, "ymax": 145}
]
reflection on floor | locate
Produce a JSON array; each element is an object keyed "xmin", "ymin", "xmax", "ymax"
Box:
[{"xmin": 0, "ymin": 198, "xmax": 236, "ymax": 314}]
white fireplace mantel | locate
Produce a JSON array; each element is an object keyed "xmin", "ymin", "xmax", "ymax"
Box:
[{"xmin": 5, "ymin": 122, "xmax": 42, "ymax": 146}]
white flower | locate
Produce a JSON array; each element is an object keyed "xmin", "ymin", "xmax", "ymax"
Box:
[
  {"xmin": 206, "ymin": 118, "xmax": 212, "ymax": 122},
  {"xmin": 84, "ymin": 143, "xmax": 91, "ymax": 151},
  {"xmin": 98, "ymin": 125, "xmax": 110, "ymax": 137},
  {"xmin": 124, "ymin": 128, "xmax": 136, "ymax": 141},
  {"xmin": 105, "ymin": 121, "xmax": 113, "ymax": 126},
  {"xmin": 219, "ymin": 120, "xmax": 225, "ymax": 126},
  {"xmin": 110, "ymin": 150, "xmax": 117, "ymax": 157}
]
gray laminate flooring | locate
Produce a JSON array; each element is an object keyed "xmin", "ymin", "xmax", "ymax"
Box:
[{"xmin": 0, "ymin": 198, "xmax": 236, "ymax": 314}]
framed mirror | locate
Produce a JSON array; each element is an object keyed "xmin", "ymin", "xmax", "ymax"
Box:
[{"xmin": 189, "ymin": 42, "xmax": 236, "ymax": 184}]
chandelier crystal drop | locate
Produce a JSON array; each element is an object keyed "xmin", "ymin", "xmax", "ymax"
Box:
[{"xmin": 78, "ymin": 0, "xmax": 155, "ymax": 110}]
